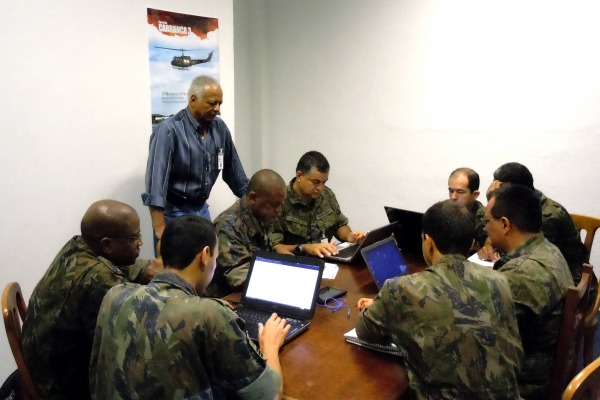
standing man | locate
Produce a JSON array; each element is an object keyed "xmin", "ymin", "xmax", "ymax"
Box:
[
  {"xmin": 274, "ymin": 151, "xmax": 365, "ymax": 258},
  {"xmin": 355, "ymin": 200, "xmax": 523, "ymax": 399},
  {"xmin": 22, "ymin": 200, "xmax": 162, "ymax": 399},
  {"xmin": 486, "ymin": 185, "xmax": 574, "ymax": 399},
  {"xmin": 448, "ymin": 167, "xmax": 487, "ymax": 252},
  {"xmin": 207, "ymin": 169, "xmax": 286, "ymax": 296},
  {"xmin": 90, "ymin": 216, "xmax": 289, "ymax": 399},
  {"xmin": 142, "ymin": 75, "xmax": 249, "ymax": 246}
]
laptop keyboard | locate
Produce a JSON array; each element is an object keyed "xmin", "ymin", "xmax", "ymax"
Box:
[
  {"xmin": 335, "ymin": 244, "xmax": 358, "ymax": 259},
  {"xmin": 235, "ymin": 307, "xmax": 305, "ymax": 339}
]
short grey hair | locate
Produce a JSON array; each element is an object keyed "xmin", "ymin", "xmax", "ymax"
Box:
[{"xmin": 188, "ymin": 75, "xmax": 220, "ymax": 98}]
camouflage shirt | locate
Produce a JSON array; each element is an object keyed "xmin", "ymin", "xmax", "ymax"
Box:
[
  {"xmin": 276, "ymin": 178, "xmax": 349, "ymax": 245},
  {"xmin": 356, "ymin": 254, "xmax": 523, "ymax": 399},
  {"xmin": 470, "ymin": 200, "xmax": 488, "ymax": 250},
  {"xmin": 494, "ymin": 233, "xmax": 574, "ymax": 400},
  {"xmin": 21, "ymin": 235, "xmax": 150, "ymax": 400},
  {"xmin": 538, "ymin": 191, "xmax": 588, "ymax": 285},
  {"xmin": 90, "ymin": 271, "xmax": 279, "ymax": 400},
  {"xmin": 206, "ymin": 198, "xmax": 283, "ymax": 296}
]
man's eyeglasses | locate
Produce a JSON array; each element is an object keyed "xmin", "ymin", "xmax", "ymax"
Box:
[
  {"xmin": 481, "ymin": 216, "xmax": 498, "ymax": 226},
  {"xmin": 112, "ymin": 233, "xmax": 142, "ymax": 243}
]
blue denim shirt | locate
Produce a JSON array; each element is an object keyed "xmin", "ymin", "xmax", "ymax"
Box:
[{"xmin": 142, "ymin": 107, "xmax": 248, "ymax": 208}]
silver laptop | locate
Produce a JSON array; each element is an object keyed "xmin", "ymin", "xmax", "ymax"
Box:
[
  {"xmin": 361, "ymin": 236, "xmax": 410, "ymax": 290},
  {"xmin": 235, "ymin": 251, "xmax": 324, "ymax": 344},
  {"xmin": 324, "ymin": 222, "xmax": 397, "ymax": 263}
]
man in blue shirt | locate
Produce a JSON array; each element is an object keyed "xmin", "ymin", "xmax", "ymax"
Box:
[{"xmin": 142, "ymin": 75, "xmax": 249, "ymax": 248}]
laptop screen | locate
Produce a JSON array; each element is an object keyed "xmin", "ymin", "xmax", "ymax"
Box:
[
  {"xmin": 361, "ymin": 237, "xmax": 409, "ymax": 290},
  {"xmin": 242, "ymin": 252, "xmax": 324, "ymax": 318}
]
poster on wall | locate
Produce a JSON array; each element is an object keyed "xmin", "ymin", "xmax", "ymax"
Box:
[{"xmin": 147, "ymin": 8, "xmax": 219, "ymax": 124}]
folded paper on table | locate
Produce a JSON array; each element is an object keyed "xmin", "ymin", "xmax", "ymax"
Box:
[{"xmin": 344, "ymin": 328, "xmax": 402, "ymax": 357}]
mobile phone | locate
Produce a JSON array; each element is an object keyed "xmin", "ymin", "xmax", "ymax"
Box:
[{"xmin": 317, "ymin": 286, "xmax": 347, "ymax": 304}]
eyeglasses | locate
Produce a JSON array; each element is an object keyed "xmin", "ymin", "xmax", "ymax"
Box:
[{"xmin": 112, "ymin": 233, "xmax": 142, "ymax": 243}]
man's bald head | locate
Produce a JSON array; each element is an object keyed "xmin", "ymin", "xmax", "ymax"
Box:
[
  {"xmin": 80, "ymin": 200, "xmax": 141, "ymax": 266},
  {"xmin": 246, "ymin": 169, "xmax": 286, "ymax": 222}
]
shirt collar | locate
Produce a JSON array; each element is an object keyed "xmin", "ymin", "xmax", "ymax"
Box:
[{"xmin": 151, "ymin": 271, "xmax": 199, "ymax": 296}]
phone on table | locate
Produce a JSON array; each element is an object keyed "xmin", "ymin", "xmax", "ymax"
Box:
[{"xmin": 317, "ymin": 286, "xmax": 347, "ymax": 304}]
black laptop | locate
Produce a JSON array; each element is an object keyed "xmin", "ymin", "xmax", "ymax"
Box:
[
  {"xmin": 235, "ymin": 251, "xmax": 324, "ymax": 344},
  {"xmin": 324, "ymin": 222, "xmax": 397, "ymax": 263},
  {"xmin": 360, "ymin": 236, "xmax": 410, "ymax": 290},
  {"xmin": 384, "ymin": 206, "xmax": 424, "ymax": 256}
]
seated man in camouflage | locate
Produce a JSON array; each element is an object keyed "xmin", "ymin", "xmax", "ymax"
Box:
[
  {"xmin": 90, "ymin": 216, "xmax": 290, "ymax": 399},
  {"xmin": 447, "ymin": 167, "xmax": 487, "ymax": 252},
  {"xmin": 486, "ymin": 185, "xmax": 574, "ymax": 399},
  {"xmin": 206, "ymin": 169, "xmax": 286, "ymax": 296},
  {"xmin": 355, "ymin": 200, "xmax": 523, "ymax": 399},
  {"xmin": 480, "ymin": 162, "xmax": 588, "ymax": 285},
  {"xmin": 274, "ymin": 150, "xmax": 365, "ymax": 257},
  {"xmin": 22, "ymin": 199, "xmax": 162, "ymax": 399}
]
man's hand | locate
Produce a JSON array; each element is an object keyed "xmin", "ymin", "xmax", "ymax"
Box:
[
  {"xmin": 141, "ymin": 258, "xmax": 164, "ymax": 283},
  {"xmin": 357, "ymin": 298, "xmax": 374, "ymax": 310},
  {"xmin": 302, "ymin": 242, "xmax": 339, "ymax": 258},
  {"xmin": 477, "ymin": 245, "xmax": 500, "ymax": 262},
  {"xmin": 258, "ymin": 313, "xmax": 290, "ymax": 353},
  {"xmin": 347, "ymin": 231, "xmax": 366, "ymax": 244}
]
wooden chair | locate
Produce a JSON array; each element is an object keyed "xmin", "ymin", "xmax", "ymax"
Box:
[
  {"xmin": 571, "ymin": 214, "xmax": 600, "ymax": 366},
  {"xmin": 548, "ymin": 264, "xmax": 593, "ymax": 400},
  {"xmin": 562, "ymin": 355, "xmax": 600, "ymax": 400},
  {"xmin": 2, "ymin": 282, "xmax": 42, "ymax": 400}
]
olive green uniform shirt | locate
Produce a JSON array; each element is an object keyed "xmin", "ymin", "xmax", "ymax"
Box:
[
  {"xmin": 356, "ymin": 254, "xmax": 523, "ymax": 399},
  {"xmin": 21, "ymin": 236, "xmax": 149, "ymax": 399},
  {"xmin": 494, "ymin": 233, "xmax": 574, "ymax": 400},
  {"xmin": 277, "ymin": 178, "xmax": 349, "ymax": 245},
  {"xmin": 90, "ymin": 272, "xmax": 279, "ymax": 400}
]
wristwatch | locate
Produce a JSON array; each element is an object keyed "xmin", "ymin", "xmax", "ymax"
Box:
[{"xmin": 294, "ymin": 244, "xmax": 303, "ymax": 255}]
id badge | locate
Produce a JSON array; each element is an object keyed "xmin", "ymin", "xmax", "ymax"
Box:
[{"xmin": 217, "ymin": 148, "xmax": 224, "ymax": 170}]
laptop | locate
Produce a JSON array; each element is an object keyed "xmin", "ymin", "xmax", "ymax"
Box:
[
  {"xmin": 324, "ymin": 222, "xmax": 397, "ymax": 263},
  {"xmin": 361, "ymin": 236, "xmax": 410, "ymax": 290},
  {"xmin": 384, "ymin": 206, "xmax": 424, "ymax": 256},
  {"xmin": 235, "ymin": 251, "xmax": 324, "ymax": 344}
]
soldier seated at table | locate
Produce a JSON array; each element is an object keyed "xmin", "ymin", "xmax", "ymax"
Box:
[{"xmin": 355, "ymin": 200, "xmax": 523, "ymax": 399}]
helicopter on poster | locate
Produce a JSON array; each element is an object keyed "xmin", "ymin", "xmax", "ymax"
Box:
[{"xmin": 155, "ymin": 47, "xmax": 214, "ymax": 70}]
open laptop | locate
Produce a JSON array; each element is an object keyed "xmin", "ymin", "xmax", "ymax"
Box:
[
  {"xmin": 361, "ymin": 236, "xmax": 410, "ymax": 290},
  {"xmin": 384, "ymin": 206, "xmax": 424, "ymax": 256},
  {"xmin": 324, "ymin": 222, "xmax": 397, "ymax": 263},
  {"xmin": 235, "ymin": 251, "xmax": 324, "ymax": 344}
]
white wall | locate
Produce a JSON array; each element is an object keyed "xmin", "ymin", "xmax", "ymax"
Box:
[
  {"xmin": 234, "ymin": 0, "xmax": 600, "ymax": 265},
  {"xmin": 0, "ymin": 0, "xmax": 236, "ymax": 381}
]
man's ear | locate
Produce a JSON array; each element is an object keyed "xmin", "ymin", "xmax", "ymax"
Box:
[
  {"xmin": 500, "ymin": 216, "xmax": 511, "ymax": 233},
  {"xmin": 472, "ymin": 190, "xmax": 480, "ymax": 200},
  {"xmin": 295, "ymin": 171, "xmax": 303, "ymax": 180},
  {"xmin": 247, "ymin": 191, "xmax": 258, "ymax": 205},
  {"xmin": 423, "ymin": 234, "xmax": 434, "ymax": 254},
  {"xmin": 198, "ymin": 245, "xmax": 211, "ymax": 272},
  {"xmin": 99, "ymin": 237, "xmax": 113, "ymax": 255}
]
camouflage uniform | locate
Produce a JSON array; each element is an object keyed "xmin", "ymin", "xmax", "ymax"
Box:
[
  {"xmin": 207, "ymin": 197, "xmax": 283, "ymax": 296},
  {"xmin": 470, "ymin": 200, "xmax": 488, "ymax": 250},
  {"xmin": 356, "ymin": 254, "xmax": 523, "ymax": 399},
  {"xmin": 21, "ymin": 235, "xmax": 150, "ymax": 399},
  {"xmin": 538, "ymin": 191, "xmax": 589, "ymax": 285},
  {"xmin": 90, "ymin": 272, "xmax": 279, "ymax": 400},
  {"xmin": 277, "ymin": 178, "xmax": 349, "ymax": 245},
  {"xmin": 494, "ymin": 233, "xmax": 574, "ymax": 400}
]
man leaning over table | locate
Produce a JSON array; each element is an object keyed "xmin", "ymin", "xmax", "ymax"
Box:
[{"xmin": 355, "ymin": 200, "xmax": 523, "ymax": 399}]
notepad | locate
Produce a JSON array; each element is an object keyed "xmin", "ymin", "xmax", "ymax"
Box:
[{"xmin": 344, "ymin": 328, "xmax": 402, "ymax": 357}]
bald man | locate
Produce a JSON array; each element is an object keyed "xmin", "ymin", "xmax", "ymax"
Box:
[
  {"xmin": 21, "ymin": 199, "xmax": 163, "ymax": 400},
  {"xmin": 206, "ymin": 169, "xmax": 286, "ymax": 296}
]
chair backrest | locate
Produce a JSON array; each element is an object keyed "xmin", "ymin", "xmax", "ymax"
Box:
[
  {"xmin": 563, "ymin": 355, "xmax": 600, "ymax": 400},
  {"xmin": 571, "ymin": 214, "xmax": 600, "ymax": 264},
  {"xmin": 548, "ymin": 264, "xmax": 593, "ymax": 400},
  {"xmin": 2, "ymin": 282, "xmax": 42, "ymax": 400}
]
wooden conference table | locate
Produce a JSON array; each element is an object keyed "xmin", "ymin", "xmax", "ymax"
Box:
[{"xmin": 227, "ymin": 254, "xmax": 426, "ymax": 400}]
